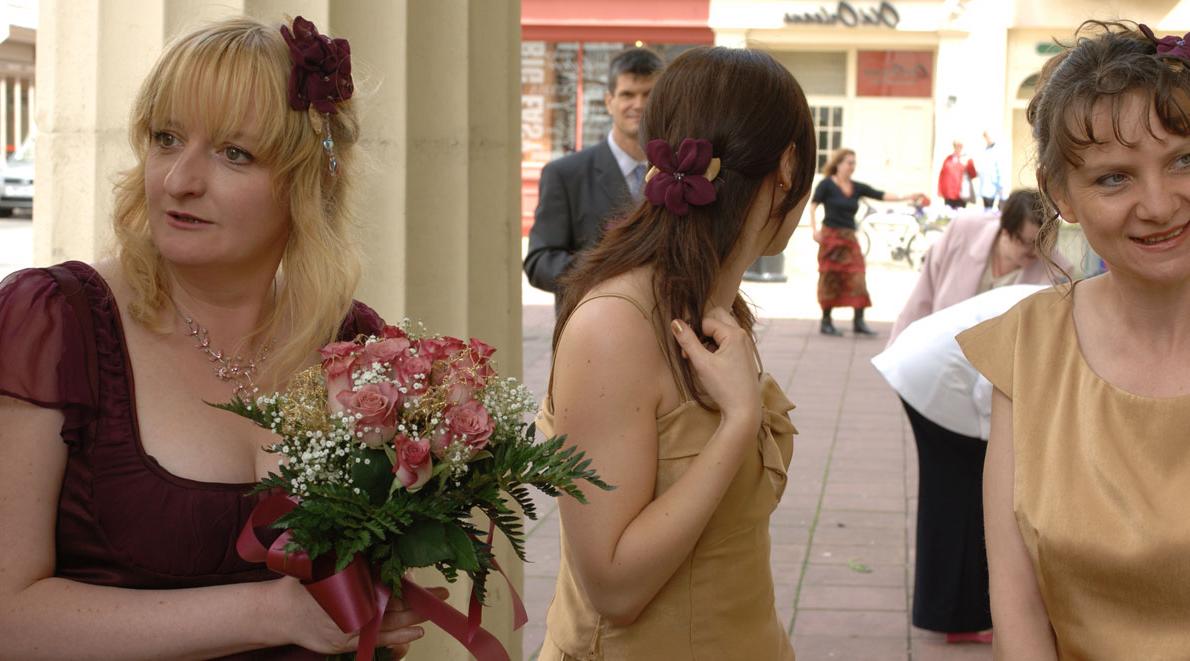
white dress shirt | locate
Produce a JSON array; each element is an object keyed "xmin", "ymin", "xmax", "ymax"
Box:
[
  {"xmin": 872, "ymin": 284, "xmax": 1047, "ymax": 439},
  {"xmin": 606, "ymin": 131, "xmax": 646, "ymax": 198}
]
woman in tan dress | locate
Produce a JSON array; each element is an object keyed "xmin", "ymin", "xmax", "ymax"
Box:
[
  {"xmin": 536, "ymin": 47, "xmax": 816, "ymax": 660},
  {"xmin": 959, "ymin": 21, "xmax": 1190, "ymax": 659}
]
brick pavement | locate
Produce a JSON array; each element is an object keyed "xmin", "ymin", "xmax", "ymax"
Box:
[{"xmin": 518, "ymin": 301, "xmax": 992, "ymax": 661}]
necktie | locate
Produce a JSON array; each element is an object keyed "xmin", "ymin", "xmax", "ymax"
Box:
[{"xmin": 628, "ymin": 163, "xmax": 646, "ymax": 200}]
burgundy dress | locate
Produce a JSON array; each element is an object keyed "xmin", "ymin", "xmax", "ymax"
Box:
[{"xmin": 0, "ymin": 261, "xmax": 384, "ymax": 659}]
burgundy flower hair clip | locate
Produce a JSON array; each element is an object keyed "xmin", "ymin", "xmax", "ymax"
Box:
[
  {"xmin": 281, "ymin": 16, "xmax": 353, "ymax": 114},
  {"xmin": 644, "ymin": 138, "xmax": 722, "ymax": 216},
  {"xmin": 1139, "ymin": 24, "xmax": 1190, "ymax": 63},
  {"xmin": 281, "ymin": 16, "xmax": 353, "ymax": 175}
]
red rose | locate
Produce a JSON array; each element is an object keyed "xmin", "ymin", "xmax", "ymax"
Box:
[
  {"xmin": 337, "ymin": 382, "xmax": 401, "ymax": 447},
  {"xmin": 444, "ymin": 399, "xmax": 495, "ymax": 451}
]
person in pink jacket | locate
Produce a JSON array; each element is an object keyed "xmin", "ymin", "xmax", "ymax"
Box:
[{"xmin": 889, "ymin": 189, "xmax": 1067, "ymax": 343}]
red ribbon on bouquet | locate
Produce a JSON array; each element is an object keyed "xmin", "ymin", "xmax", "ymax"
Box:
[{"xmin": 237, "ymin": 492, "xmax": 526, "ymax": 661}]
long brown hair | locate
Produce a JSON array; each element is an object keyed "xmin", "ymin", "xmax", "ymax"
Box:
[
  {"xmin": 554, "ymin": 47, "xmax": 816, "ymax": 407},
  {"xmin": 1028, "ymin": 20, "xmax": 1190, "ymax": 274}
]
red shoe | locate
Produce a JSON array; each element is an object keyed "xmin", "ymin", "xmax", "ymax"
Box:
[{"xmin": 945, "ymin": 631, "xmax": 993, "ymax": 644}]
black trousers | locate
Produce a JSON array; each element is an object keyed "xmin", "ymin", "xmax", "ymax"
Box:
[{"xmin": 902, "ymin": 399, "xmax": 992, "ymax": 633}]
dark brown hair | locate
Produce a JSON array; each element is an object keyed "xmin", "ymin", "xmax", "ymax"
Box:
[
  {"xmin": 608, "ymin": 47, "xmax": 664, "ymax": 94},
  {"xmin": 1028, "ymin": 20, "xmax": 1190, "ymax": 269},
  {"xmin": 554, "ymin": 47, "xmax": 816, "ymax": 408},
  {"xmin": 821, "ymin": 148, "xmax": 856, "ymax": 176},
  {"xmin": 998, "ymin": 188, "xmax": 1043, "ymax": 240}
]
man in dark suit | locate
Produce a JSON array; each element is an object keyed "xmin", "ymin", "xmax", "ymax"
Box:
[{"xmin": 523, "ymin": 48, "xmax": 663, "ymax": 313}]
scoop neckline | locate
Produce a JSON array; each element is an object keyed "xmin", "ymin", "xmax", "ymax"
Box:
[
  {"xmin": 82, "ymin": 264, "xmax": 259, "ymax": 490},
  {"xmin": 1066, "ymin": 279, "xmax": 1190, "ymax": 403}
]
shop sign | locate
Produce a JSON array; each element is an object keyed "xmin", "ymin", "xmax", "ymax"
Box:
[
  {"xmin": 856, "ymin": 50, "xmax": 932, "ymax": 97},
  {"xmin": 785, "ymin": 1, "xmax": 900, "ymax": 29}
]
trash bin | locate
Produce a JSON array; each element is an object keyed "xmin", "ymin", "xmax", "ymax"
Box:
[{"xmin": 743, "ymin": 254, "xmax": 787, "ymax": 282}]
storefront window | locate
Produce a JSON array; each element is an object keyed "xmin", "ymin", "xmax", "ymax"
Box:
[
  {"xmin": 521, "ymin": 41, "xmax": 701, "ymax": 229},
  {"xmin": 522, "ymin": 41, "xmax": 580, "ymax": 168},
  {"xmin": 856, "ymin": 50, "xmax": 933, "ymax": 97}
]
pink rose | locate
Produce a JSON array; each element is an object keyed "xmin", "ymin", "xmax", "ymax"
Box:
[
  {"xmin": 380, "ymin": 325, "xmax": 408, "ymax": 340},
  {"xmin": 395, "ymin": 352, "xmax": 433, "ymax": 392},
  {"xmin": 337, "ymin": 382, "xmax": 401, "ymax": 447},
  {"xmin": 320, "ymin": 340, "xmax": 361, "ymax": 414},
  {"xmin": 445, "ymin": 382, "xmax": 473, "ymax": 406},
  {"xmin": 393, "ymin": 434, "xmax": 433, "ymax": 491},
  {"xmin": 429, "ymin": 426, "xmax": 452, "ymax": 458},
  {"xmin": 444, "ymin": 399, "xmax": 495, "ymax": 451},
  {"xmin": 418, "ymin": 336, "xmax": 467, "ymax": 364},
  {"xmin": 358, "ymin": 336, "xmax": 411, "ymax": 375},
  {"xmin": 448, "ymin": 338, "xmax": 497, "ymax": 388}
]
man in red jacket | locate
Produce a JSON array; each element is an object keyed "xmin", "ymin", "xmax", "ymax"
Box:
[{"xmin": 938, "ymin": 140, "xmax": 978, "ymax": 209}]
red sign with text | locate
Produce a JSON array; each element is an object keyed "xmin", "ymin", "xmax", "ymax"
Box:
[{"xmin": 856, "ymin": 50, "xmax": 933, "ymax": 97}]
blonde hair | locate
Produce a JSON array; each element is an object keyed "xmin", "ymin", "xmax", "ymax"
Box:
[{"xmin": 112, "ymin": 16, "xmax": 362, "ymax": 386}]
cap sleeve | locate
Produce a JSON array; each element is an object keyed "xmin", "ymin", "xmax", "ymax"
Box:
[
  {"xmin": 0, "ymin": 267, "xmax": 96, "ymax": 439},
  {"xmin": 956, "ymin": 304, "xmax": 1019, "ymax": 398}
]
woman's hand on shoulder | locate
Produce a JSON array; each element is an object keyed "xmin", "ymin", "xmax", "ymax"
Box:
[{"xmin": 670, "ymin": 307, "xmax": 761, "ymax": 435}]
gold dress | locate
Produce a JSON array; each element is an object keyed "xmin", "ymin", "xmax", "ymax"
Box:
[
  {"xmin": 959, "ymin": 285, "xmax": 1190, "ymax": 659},
  {"xmin": 537, "ymin": 294, "xmax": 797, "ymax": 661}
]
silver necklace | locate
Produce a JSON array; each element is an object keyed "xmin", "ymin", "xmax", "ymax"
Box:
[{"xmin": 177, "ymin": 310, "xmax": 274, "ymax": 401}]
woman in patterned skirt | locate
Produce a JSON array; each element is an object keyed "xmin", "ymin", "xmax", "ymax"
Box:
[{"xmin": 808, "ymin": 148, "xmax": 924, "ymax": 336}]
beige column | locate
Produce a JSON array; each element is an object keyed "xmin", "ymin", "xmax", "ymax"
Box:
[
  {"xmin": 37, "ymin": 1, "xmax": 525, "ymax": 659},
  {"xmin": 34, "ymin": 0, "xmax": 173, "ymax": 263},
  {"xmin": 26, "ymin": 81, "xmax": 33, "ymax": 133},
  {"xmin": 13, "ymin": 76, "xmax": 22, "ymax": 146},
  {"xmin": 332, "ymin": 2, "xmax": 524, "ymax": 659},
  {"xmin": 1, "ymin": 77, "xmax": 8, "ymax": 154}
]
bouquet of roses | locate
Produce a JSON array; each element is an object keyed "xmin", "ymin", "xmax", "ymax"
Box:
[{"xmin": 217, "ymin": 321, "xmax": 609, "ymax": 660}]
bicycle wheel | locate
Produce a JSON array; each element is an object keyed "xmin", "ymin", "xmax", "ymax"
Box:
[
  {"xmin": 902, "ymin": 234, "xmax": 917, "ymax": 268},
  {"xmin": 859, "ymin": 228, "xmax": 872, "ymax": 257}
]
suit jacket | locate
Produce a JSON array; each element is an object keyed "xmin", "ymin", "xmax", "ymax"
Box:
[
  {"xmin": 889, "ymin": 212, "xmax": 1069, "ymax": 342},
  {"xmin": 523, "ymin": 140, "xmax": 633, "ymax": 310}
]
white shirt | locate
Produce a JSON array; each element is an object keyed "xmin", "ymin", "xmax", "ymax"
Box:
[
  {"xmin": 606, "ymin": 131, "xmax": 646, "ymax": 181},
  {"xmin": 871, "ymin": 284, "xmax": 1047, "ymax": 439}
]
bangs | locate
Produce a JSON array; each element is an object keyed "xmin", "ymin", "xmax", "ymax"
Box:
[
  {"xmin": 143, "ymin": 25, "xmax": 297, "ymax": 166},
  {"xmin": 1051, "ymin": 62, "xmax": 1190, "ymax": 168}
]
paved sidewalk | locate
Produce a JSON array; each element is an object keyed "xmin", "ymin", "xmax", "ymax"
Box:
[{"xmin": 518, "ymin": 233, "xmax": 992, "ymax": 660}]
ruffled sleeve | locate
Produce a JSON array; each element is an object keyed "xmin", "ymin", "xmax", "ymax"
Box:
[
  {"xmin": 956, "ymin": 301, "xmax": 1020, "ymax": 399},
  {"xmin": 0, "ymin": 267, "xmax": 96, "ymax": 443}
]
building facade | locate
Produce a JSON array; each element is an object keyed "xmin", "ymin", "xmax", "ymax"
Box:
[{"xmin": 521, "ymin": 0, "xmax": 1190, "ymax": 228}]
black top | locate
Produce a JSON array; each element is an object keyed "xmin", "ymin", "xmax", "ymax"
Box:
[{"xmin": 811, "ymin": 177, "xmax": 885, "ymax": 231}]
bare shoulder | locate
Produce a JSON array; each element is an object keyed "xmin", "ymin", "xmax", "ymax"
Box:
[{"xmin": 553, "ymin": 274, "xmax": 668, "ymax": 415}]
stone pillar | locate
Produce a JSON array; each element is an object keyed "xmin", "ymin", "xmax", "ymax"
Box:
[
  {"xmin": 1, "ymin": 78, "xmax": 8, "ymax": 153},
  {"xmin": 331, "ymin": 2, "xmax": 524, "ymax": 659},
  {"xmin": 36, "ymin": 1, "xmax": 525, "ymax": 660},
  {"xmin": 13, "ymin": 75, "xmax": 22, "ymax": 145},
  {"xmin": 34, "ymin": 0, "xmax": 173, "ymax": 263}
]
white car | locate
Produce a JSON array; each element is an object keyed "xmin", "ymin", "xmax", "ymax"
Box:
[{"xmin": 1, "ymin": 134, "xmax": 33, "ymax": 217}]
